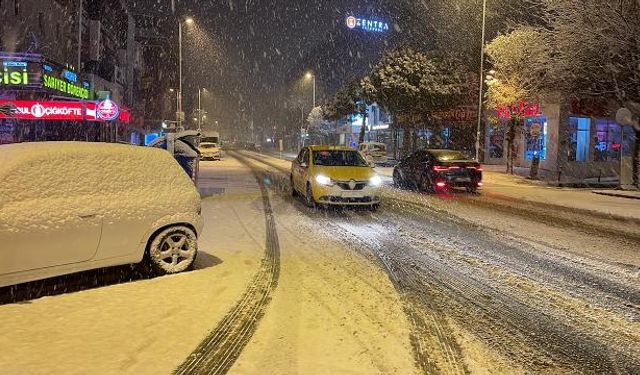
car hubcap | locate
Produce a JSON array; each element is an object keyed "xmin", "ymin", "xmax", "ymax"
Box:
[{"xmin": 152, "ymin": 231, "xmax": 196, "ymax": 272}]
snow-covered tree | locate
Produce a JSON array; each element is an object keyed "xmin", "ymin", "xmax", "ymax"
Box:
[
  {"xmin": 325, "ymin": 79, "xmax": 372, "ymax": 144},
  {"xmin": 537, "ymin": 0, "xmax": 640, "ymax": 185},
  {"xmin": 367, "ymin": 49, "xmax": 468, "ymax": 154},
  {"xmin": 485, "ymin": 27, "xmax": 551, "ymax": 174}
]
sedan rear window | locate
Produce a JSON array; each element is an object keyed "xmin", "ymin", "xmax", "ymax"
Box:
[
  {"xmin": 313, "ymin": 151, "xmax": 369, "ymax": 167},
  {"xmin": 431, "ymin": 150, "xmax": 472, "ymax": 162}
]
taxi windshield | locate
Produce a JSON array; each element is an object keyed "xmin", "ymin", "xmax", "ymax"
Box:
[{"xmin": 312, "ymin": 150, "xmax": 369, "ymax": 167}]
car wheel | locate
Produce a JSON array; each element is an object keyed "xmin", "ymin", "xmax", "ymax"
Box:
[
  {"xmin": 305, "ymin": 183, "xmax": 316, "ymax": 208},
  {"xmin": 147, "ymin": 225, "xmax": 198, "ymax": 275},
  {"xmin": 419, "ymin": 174, "xmax": 433, "ymax": 193},
  {"xmin": 291, "ymin": 175, "xmax": 298, "ymax": 197},
  {"xmin": 466, "ymin": 185, "xmax": 478, "ymax": 194},
  {"xmin": 393, "ymin": 169, "xmax": 404, "ymax": 188},
  {"xmin": 370, "ymin": 203, "xmax": 380, "ymax": 212}
]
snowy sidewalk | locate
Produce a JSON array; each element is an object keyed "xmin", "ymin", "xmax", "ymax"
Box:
[
  {"xmin": 374, "ymin": 166, "xmax": 640, "ymax": 221},
  {"xmin": 0, "ymin": 158, "xmax": 269, "ymax": 374}
]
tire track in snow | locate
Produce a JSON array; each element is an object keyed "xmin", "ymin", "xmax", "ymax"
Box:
[
  {"xmin": 235, "ymin": 150, "xmax": 464, "ymax": 374},
  {"xmin": 174, "ymin": 151, "xmax": 280, "ymax": 375}
]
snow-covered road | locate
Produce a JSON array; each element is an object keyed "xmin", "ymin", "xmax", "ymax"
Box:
[{"xmin": 2, "ymin": 151, "xmax": 639, "ymax": 374}]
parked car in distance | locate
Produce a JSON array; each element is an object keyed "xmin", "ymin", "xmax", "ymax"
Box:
[
  {"xmin": 0, "ymin": 142, "xmax": 203, "ymax": 288},
  {"xmin": 358, "ymin": 142, "xmax": 388, "ymax": 165},
  {"xmin": 199, "ymin": 142, "xmax": 223, "ymax": 160},
  {"xmin": 393, "ymin": 149, "xmax": 483, "ymax": 193},
  {"xmin": 290, "ymin": 145, "xmax": 382, "ymax": 210}
]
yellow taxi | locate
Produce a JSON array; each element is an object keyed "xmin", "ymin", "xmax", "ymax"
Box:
[{"xmin": 290, "ymin": 145, "xmax": 382, "ymax": 210}]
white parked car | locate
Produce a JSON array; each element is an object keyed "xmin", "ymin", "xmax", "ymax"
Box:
[
  {"xmin": 357, "ymin": 142, "xmax": 388, "ymax": 165},
  {"xmin": 0, "ymin": 142, "xmax": 204, "ymax": 288}
]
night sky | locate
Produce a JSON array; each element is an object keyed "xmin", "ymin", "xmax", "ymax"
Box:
[{"xmin": 139, "ymin": 0, "xmax": 530, "ymax": 138}]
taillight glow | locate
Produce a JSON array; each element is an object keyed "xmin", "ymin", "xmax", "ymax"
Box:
[
  {"xmin": 436, "ymin": 182, "xmax": 447, "ymax": 188},
  {"xmin": 433, "ymin": 166, "xmax": 448, "ymax": 172},
  {"xmin": 467, "ymin": 166, "xmax": 483, "ymax": 171},
  {"xmin": 477, "ymin": 182, "xmax": 484, "ymax": 187}
]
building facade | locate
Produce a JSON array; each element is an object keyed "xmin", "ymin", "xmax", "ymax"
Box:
[{"xmin": 484, "ymin": 96, "xmax": 637, "ymax": 185}]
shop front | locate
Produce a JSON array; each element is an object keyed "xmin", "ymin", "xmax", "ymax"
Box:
[
  {"xmin": 0, "ymin": 99, "xmax": 132, "ymax": 144},
  {"xmin": 484, "ymin": 97, "xmax": 636, "ymax": 184},
  {"xmin": 0, "ymin": 52, "xmax": 138, "ymax": 145}
]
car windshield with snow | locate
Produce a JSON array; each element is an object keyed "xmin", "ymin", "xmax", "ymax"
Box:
[{"xmin": 1, "ymin": 1, "xmax": 639, "ymax": 374}]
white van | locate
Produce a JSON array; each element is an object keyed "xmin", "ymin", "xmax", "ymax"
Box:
[
  {"xmin": 358, "ymin": 142, "xmax": 388, "ymax": 164},
  {"xmin": 0, "ymin": 142, "xmax": 203, "ymax": 287}
]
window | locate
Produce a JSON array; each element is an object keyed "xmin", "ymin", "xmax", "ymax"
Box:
[
  {"xmin": 312, "ymin": 150, "xmax": 368, "ymax": 167},
  {"xmin": 488, "ymin": 125, "xmax": 505, "ymax": 158},
  {"xmin": 594, "ymin": 119, "xmax": 621, "ymax": 161},
  {"xmin": 524, "ymin": 116, "xmax": 547, "ymax": 160},
  {"xmin": 568, "ymin": 117, "xmax": 590, "ymax": 162}
]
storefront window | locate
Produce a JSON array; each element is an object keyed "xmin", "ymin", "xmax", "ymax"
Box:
[
  {"xmin": 594, "ymin": 119, "xmax": 621, "ymax": 161},
  {"xmin": 568, "ymin": 117, "xmax": 590, "ymax": 162},
  {"xmin": 524, "ymin": 116, "xmax": 547, "ymax": 160}
]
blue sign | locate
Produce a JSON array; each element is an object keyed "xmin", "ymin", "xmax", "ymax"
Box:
[
  {"xmin": 63, "ymin": 69, "xmax": 78, "ymax": 83},
  {"xmin": 346, "ymin": 16, "xmax": 390, "ymax": 33}
]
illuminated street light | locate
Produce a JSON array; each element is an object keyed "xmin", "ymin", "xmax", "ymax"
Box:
[{"xmin": 178, "ymin": 17, "xmax": 195, "ymax": 131}]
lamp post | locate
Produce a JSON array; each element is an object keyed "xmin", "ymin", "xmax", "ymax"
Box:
[
  {"xmin": 178, "ymin": 17, "xmax": 194, "ymax": 131},
  {"xmin": 475, "ymin": 0, "xmax": 488, "ymax": 162},
  {"xmin": 305, "ymin": 72, "xmax": 316, "ymax": 108}
]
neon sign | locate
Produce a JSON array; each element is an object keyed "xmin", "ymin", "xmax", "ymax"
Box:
[
  {"xmin": 0, "ymin": 60, "xmax": 41, "ymax": 87},
  {"xmin": 0, "ymin": 100, "xmax": 84, "ymax": 121},
  {"xmin": 346, "ymin": 16, "xmax": 389, "ymax": 33},
  {"xmin": 43, "ymin": 73, "xmax": 90, "ymax": 100},
  {"xmin": 96, "ymin": 99, "xmax": 120, "ymax": 121},
  {"xmin": 0, "ymin": 99, "xmax": 130, "ymax": 123}
]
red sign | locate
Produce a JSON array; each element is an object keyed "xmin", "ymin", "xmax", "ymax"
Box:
[
  {"xmin": 96, "ymin": 99, "xmax": 119, "ymax": 121},
  {"xmin": 496, "ymin": 100, "xmax": 539, "ymax": 119},
  {"xmin": 0, "ymin": 100, "xmax": 84, "ymax": 121},
  {"xmin": 86, "ymin": 102, "xmax": 130, "ymax": 124},
  {"xmin": 0, "ymin": 99, "xmax": 131, "ymax": 124}
]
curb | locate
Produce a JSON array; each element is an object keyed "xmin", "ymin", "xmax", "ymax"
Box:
[{"xmin": 592, "ymin": 190, "xmax": 640, "ymax": 200}]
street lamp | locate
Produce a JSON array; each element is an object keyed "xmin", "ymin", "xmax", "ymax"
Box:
[
  {"xmin": 178, "ymin": 17, "xmax": 195, "ymax": 131},
  {"xmin": 305, "ymin": 71, "xmax": 316, "ymax": 108},
  {"xmin": 475, "ymin": 0, "xmax": 488, "ymax": 162},
  {"xmin": 197, "ymin": 87, "xmax": 209, "ymax": 133}
]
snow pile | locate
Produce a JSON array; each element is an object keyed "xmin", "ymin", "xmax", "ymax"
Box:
[{"xmin": 0, "ymin": 142, "xmax": 200, "ymax": 233}]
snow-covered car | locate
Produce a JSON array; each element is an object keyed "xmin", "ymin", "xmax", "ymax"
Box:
[
  {"xmin": 0, "ymin": 142, "xmax": 204, "ymax": 288},
  {"xmin": 357, "ymin": 142, "xmax": 388, "ymax": 165},
  {"xmin": 199, "ymin": 142, "xmax": 223, "ymax": 160}
]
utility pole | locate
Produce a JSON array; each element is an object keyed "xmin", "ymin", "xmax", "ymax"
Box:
[
  {"xmin": 475, "ymin": 0, "xmax": 488, "ymax": 162},
  {"xmin": 198, "ymin": 88, "xmax": 202, "ymax": 133},
  {"xmin": 77, "ymin": 0, "xmax": 82, "ymax": 70}
]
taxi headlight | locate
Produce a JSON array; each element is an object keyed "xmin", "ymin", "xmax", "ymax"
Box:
[
  {"xmin": 315, "ymin": 175, "xmax": 334, "ymax": 186},
  {"xmin": 369, "ymin": 175, "xmax": 382, "ymax": 187}
]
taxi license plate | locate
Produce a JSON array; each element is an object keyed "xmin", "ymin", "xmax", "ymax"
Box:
[{"xmin": 342, "ymin": 191, "xmax": 364, "ymax": 198}]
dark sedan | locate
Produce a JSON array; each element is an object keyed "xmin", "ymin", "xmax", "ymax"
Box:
[{"xmin": 393, "ymin": 149, "xmax": 483, "ymax": 193}]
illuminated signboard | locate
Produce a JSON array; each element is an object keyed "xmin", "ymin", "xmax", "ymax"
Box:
[
  {"xmin": 0, "ymin": 55, "xmax": 42, "ymax": 88},
  {"xmin": 0, "ymin": 99, "xmax": 130, "ymax": 123},
  {"xmin": 0, "ymin": 100, "xmax": 84, "ymax": 121},
  {"xmin": 346, "ymin": 16, "xmax": 389, "ymax": 33},
  {"xmin": 86, "ymin": 101, "xmax": 130, "ymax": 123},
  {"xmin": 42, "ymin": 62, "xmax": 90, "ymax": 100},
  {"xmin": 96, "ymin": 99, "xmax": 120, "ymax": 121}
]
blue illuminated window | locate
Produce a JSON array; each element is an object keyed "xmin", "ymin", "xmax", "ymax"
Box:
[
  {"xmin": 568, "ymin": 117, "xmax": 590, "ymax": 162},
  {"xmin": 524, "ymin": 116, "xmax": 547, "ymax": 160}
]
